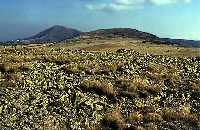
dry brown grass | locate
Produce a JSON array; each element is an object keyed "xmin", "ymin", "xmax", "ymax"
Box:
[
  {"xmin": 102, "ymin": 109, "xmax": 126, "ymax": 130},
  {"xmin": 128, "ymin": 112, "xmax": 143, "ymax": 124},
  {"xmin": 80, "ymin": 79, "xmax": 115, "ymax": 96},
  {"xmin": 116, "ymin": 78, "xmax": 163, "ymax": 98},
  {"xmin": 162, "ymin": 108, "xmax": 200, "ymax": 126},
  {"xmin": 144, "ymin": 113, "xmax": 162, "ymax": 122}
]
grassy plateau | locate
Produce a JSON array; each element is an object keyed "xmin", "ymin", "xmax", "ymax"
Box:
[{"xmin": 0, "ymin": 38, "xmax": 200, "ymax": 130}]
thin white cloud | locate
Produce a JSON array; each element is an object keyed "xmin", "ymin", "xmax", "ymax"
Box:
[
  {"xmin": 86, "ymin": 0, "xmax": 145, "ymax": 12},
  {"xmin": 149, "ymin": 0, "xmax": 191, "ymax": 5},
  {"xmin": 86, "ymin": 3, "xmax": 143, "ymax": 11},
  {"xmin": 115, "ymin": 0, "xmax": 145, "ymax": 5},
  {"xmin": 86, "ymin": 0, "xmax": 192, "ymax": 12}
]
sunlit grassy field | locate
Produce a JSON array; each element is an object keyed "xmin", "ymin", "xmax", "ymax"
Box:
[
  {"xmin": 0, "ymin": 38, "xmax": 200, "ymax": 129},
  {"xmin": 58, "ymin": 38, "xmax": 200, "ymax": 57}
]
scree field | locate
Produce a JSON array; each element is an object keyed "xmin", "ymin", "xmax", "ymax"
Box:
[{"xmin": 0, "ymin": 39, "xmax": 200, "ymax": 130}]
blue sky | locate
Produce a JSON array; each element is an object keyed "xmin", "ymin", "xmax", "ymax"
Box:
[{"xmin": 0, "ymin": 0, "xmax": 200, "ymax": 41}]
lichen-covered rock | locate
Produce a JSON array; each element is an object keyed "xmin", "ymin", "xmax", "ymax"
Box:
[{"xmin": 0, "ymin": 48, "xmax": 199, "ymax": 129}]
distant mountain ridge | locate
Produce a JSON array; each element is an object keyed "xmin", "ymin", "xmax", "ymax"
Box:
[
  {"xmin": 82, "ymin": 28, "xmax": 159, "ymax": 40},
  {"xmin": 81, "ymin": 28, "xmax": 200, "ymax": 47},
  {"xmin": 1, "ymin": 25, "xmax": 200, "ymax": 48},
  {"xmin": 160, "ymin": 38, "xmax": 200, "ymax": 47},
  {"xmin": 24, "ymin": 25, "xmax": 81, "ymax": 43}
]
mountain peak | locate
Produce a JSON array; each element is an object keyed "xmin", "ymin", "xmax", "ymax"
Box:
[
  {"xmin": 51, "ymin": 25, "xmax": 66, "ymax": 28},
  {"xmin": 48, "ymin": 25, "xmax": 70, "ymax": 30},
  {"xmin": 25, "ymin": 25, "xmax": 81, "ymax": 42}
]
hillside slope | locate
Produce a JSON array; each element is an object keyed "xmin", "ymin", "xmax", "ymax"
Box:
[
  {"xmin": 80, "ymin": 28, "xmax": 200, "ymax": 47},
  {"xmin": 25, "ymin": 25, "xmax": 81, "ymax": 42},
  {"xmin": 81, "ymin": 28, "xmax": 159, "ymax": 40}
]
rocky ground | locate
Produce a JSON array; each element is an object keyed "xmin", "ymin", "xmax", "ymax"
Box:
[{"xmin": 0, "ymin": 47, "xmax": 200, "ymax": 130}]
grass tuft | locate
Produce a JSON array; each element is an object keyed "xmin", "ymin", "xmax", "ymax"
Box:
[
  {"xmin": 102, "ymin": 109, "xmax": 126, "ymax": 130},
  {"xmin": 80, "ymin": 79, "xmax": 115, "ymax": 97}
]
